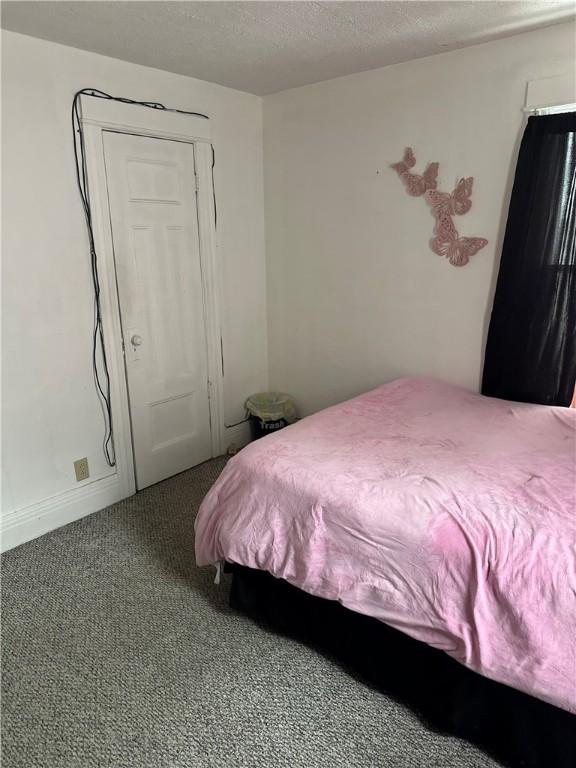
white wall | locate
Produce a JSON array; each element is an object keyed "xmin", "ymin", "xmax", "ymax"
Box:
[
  {"xmin": 264, "ymin": 22, "xmax": 575, "ymax": 416},
  {"xmin": 1, "ymin": 32, "xmax": 267, "ymax": 526}
]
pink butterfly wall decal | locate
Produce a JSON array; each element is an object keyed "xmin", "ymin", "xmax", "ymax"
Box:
[
  {"xmin": 425, "ymin": 177, "xmax": 473, "ymax": 217},
  {"xmin": 390, "ymin": 146, "xmax": 416, "ymax": 175},
  {"xmin": 390, "ymin": 148, "xmax": 439, "ymax": 197},
  {"xmin": 390, "ymin": 147, "xmax": 488, "ymax": 267},
  {"xmin": 401, "ymin": 162, "xmax": 439, "ymax": 197},
  {"xmin": 429, "ymin": 213, "xmax": 487, "ymax": 267}
]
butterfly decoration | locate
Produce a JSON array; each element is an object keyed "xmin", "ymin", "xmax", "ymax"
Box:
[
  {"xmin": 390, "ymin": 148, "xmax": 439, "ymax": 197},
  {"xmin": 400, "ymin": 162, "xmax": 439, "ymax": 197},
  {"xmin": 429, "ymin": 213, "xmax": 488, "ymax": 267},
  {"xmin": 425, "ymin": 177, "xmax": 473, "ymax": 217},
  {"xmin": 390, "ymin": 147, "xmax": 487, "ymax": 267},
  {"xmin": 390, "ymin": 146, "xmax": 416, "ymax": 175}
]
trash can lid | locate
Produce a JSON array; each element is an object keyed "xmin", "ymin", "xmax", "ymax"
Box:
[{"xmin": 245, "ymin": 392, "xmax": 297, "ymax": 423}]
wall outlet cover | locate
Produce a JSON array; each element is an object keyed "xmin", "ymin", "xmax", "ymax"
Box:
[{"xmin": 74, "ymin": 457, "xmax": 90, "ymax": 482}]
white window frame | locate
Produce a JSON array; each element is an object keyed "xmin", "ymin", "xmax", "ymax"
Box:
[{"xmin": 80, "ymin": 96, "xmax": 224, "ymax": 500}]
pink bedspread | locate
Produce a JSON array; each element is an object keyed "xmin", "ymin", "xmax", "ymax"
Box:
[{"xmin": 195, "ymin": 378, "xmax": 576, "ymax": 713}]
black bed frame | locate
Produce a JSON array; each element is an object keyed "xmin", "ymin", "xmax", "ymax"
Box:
[{"xmin": 230, "ymin": 565, "xmax": 575, "ymax": 768}]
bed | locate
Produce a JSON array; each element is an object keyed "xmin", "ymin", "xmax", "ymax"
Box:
[{"xmin": 195, "ymin": 377, "xmax": 576, "ymax": 766}]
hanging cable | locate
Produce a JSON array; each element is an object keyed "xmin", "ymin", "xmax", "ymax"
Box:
[
  {"xmin": 208, "ymin": 138, "xmax": 253, "ymax": 432},
  {"xmin": 211, "ymin": 141, "xmax": 238, "ymax": 429},
  {"xmin": 211, "ymin": 143, "xmax": 217, "ymax": 229},
  {"xmin": 72, "ymin": 89, "xmax": 210, "ymax": 467}
]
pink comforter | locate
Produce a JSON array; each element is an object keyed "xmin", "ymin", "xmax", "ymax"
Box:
[{"xmin": 195, "ymin": 378, "xmax": 576, "ymax": 713}]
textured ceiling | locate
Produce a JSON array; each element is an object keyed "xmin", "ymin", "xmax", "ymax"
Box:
[{"xmin": 2, "ymin": 1, "xmax": 574, "ymax": 95}]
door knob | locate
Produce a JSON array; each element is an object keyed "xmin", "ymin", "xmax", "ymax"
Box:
[{"xmin": 131, "ymin": 334, "xmax": 143, "ymax": 347}]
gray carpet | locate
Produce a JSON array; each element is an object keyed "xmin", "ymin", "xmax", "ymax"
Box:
[{"xmin": 2, "ymin": 457, "xmax": 502, "ymax": 768}]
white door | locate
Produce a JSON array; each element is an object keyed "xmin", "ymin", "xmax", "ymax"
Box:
[{"xmin": 103, "ymin": 131, "xmax": 212, "ymax": 490}]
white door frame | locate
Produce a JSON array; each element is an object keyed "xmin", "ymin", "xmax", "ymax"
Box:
[{"xmin": 80, "ymin": 96, "xmax": 224, "ymax": 499}]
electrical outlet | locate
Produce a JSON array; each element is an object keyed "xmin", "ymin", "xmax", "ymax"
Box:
[{"xmin": 74, "ymin": 457, "xmax": 90, "ymax": 482}]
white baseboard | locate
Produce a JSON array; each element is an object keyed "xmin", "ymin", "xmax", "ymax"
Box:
[
  {"xmin": 1, "ymin": 473, "xmax": 128, "ymax": 553},
  {"xmin": 223, "ymin": 420, "xmax": 251, "ymax": 453}
]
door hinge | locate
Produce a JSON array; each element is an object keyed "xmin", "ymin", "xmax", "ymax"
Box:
[{"xmin": 194, "ymin": 175, "xmax": 200, "ymax": 193}]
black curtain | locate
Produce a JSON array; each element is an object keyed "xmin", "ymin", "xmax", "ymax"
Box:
[{"xmin": 482, "ymin": 112, "xmax": 576, "ymax": 406}]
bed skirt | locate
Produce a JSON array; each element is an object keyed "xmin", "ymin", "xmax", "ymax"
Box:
[{"xmin": 229, "ymin": 565, "xmax": 575, "ymax": 768}]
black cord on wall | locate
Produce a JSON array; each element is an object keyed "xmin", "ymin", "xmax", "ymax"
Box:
[
  {"xmin": 72, "ymin": 89, "xmax": 210, "ymax": 467},
  {"xmin": 211, "ymin": 143, "xmax": 217, "ymax": 230},
  {"xmin": 209, "ymin": 143, "xmax": 251, "ymax": 431}
]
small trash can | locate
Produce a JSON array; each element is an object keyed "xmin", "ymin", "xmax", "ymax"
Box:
[{"xmin": 245, "ymin": 392, "xmax": 297, "ymax": 440}]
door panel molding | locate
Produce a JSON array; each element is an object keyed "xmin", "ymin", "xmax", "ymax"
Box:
[{"xmin": 80, "ymin": 99, "xmax": 223, "ymax": 501}]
